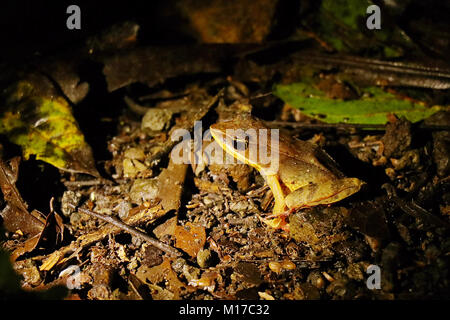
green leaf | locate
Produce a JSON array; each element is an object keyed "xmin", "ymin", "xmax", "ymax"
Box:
[
  {"xmin": 274, "ymin": 82, "xmax": 444, "ymax": 125},
  {"xmin": 0, "ymin": 80, "xmax": 99, "ymax": 176}
]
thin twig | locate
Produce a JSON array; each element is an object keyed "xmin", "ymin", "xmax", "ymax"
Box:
[
  {"xmin": 292, "ymin": 52, "xmax": 450, "ymax": 89},
  {"xmin": 63, "ymin": 179, "xmax": 114, "ymax": 187},
  {"xmin": 393, "ymin": 198, "xmax": 450, "ymax": 230},
  {"xmin": 249, "ymin": 92, "xmax": 273, "ymax": 100},
  {"xmin": 382, "ymin": 184, "xmax": 450, "ymax": 229},
  {"xmin": 68, "ymin": 204, "xmax": 182, "ymax": 257}
]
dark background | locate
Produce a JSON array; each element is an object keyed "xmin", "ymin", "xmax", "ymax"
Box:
[
  {"xmin": 0, "ymin": 0, "xmax": 197, "ymax": 60},
  {"xmin": 1, "ymin": 0, "xmax": 449, "ymax": 61}
]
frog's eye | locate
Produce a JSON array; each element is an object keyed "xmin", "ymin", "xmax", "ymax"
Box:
[{"xmin": 232, "ymin": 136, "xmax": 249, "ymax": 151}]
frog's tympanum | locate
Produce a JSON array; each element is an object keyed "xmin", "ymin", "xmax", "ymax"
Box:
[{"xmin": 210, "ymin": 114, "xmax": 364, "ymax": 230}]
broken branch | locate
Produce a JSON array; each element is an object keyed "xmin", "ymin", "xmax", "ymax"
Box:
[{"xmin": 68, "ymin": 204, "xmax": 182, "ymax": 257}]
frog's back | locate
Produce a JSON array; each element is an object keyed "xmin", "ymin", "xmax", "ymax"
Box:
[
  {"xmin": 278, "ymin": 133, "xmax": 345, "ymax": 177},
  {"xmin": 278, "ymin": 155, "xmax": 332, "ymax": 191}
]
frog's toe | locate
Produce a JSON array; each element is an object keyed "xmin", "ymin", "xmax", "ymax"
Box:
[
  {"xmin": 258, "ymin": 215, "xmax": 290, "ymax": 232},
  {"xmin": 265, "ymin": 208, "xmax": 295, "ymax": 219}
]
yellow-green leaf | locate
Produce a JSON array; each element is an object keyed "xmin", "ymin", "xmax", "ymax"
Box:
[{"xmin": 0, "ymin": 80, "xmax": 98, "ymax": 176}]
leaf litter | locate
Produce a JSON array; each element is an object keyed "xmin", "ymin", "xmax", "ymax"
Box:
[{"xmin": 1, "ymin": 14, "xmax": 450, "ymax": 300}]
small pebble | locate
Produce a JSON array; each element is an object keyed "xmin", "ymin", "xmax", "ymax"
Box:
[
  {"xmin": 141, "ymin": 108, "xmax": 173, "ymax": 132},
  {"xmin": 268, "ymin": 261, "xmax": 282, "ymax": 273},
  {"xmin": 197, "ymin": 249, "xmax": 213, "ymax": 268},
  {"xmin": 281, "ymin": 259, "xmax": 296, "ymax": 271}
]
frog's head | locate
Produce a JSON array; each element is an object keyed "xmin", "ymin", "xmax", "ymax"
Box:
[
  {"xmin": 210, "ymin": 113, "xmax": 265, "ymax": 132},
  {"xmin": 210, "ymin": 114, "xmax": 279, "ymax": 174}
]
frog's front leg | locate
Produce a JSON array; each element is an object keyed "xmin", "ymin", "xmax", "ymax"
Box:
[
  {"xmin": 260, "ymin": 174, "xmax": 289, "ymax": 230},
  {"xmin": 265, "ymin": 174, "xmax": 286, "ymax": 214}
]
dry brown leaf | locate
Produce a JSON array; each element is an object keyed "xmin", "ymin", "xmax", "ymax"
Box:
[
  {"xmin": 0, "ymin": 158, "xmax": 45, "ymax": 236},
  {"xmin": 188, "ymin": 271, "xmax": 222, "ymax": 293},
  {"xmin": 31, "ymin": 203, "xmax": 164, "ymax": 269},
  {"xmin": 10, "ymin": 210, "xmax": 65, "ymax": 261},
  {"xmin": 193, "ymin": 177, "xmax": 222, "ymax": 193},
  {"xmin": 39, "ymin": 250, "xmax": 63, "ymax": 271},
  {"xmin": 10, "ymin": 234, "xmax": 41, "ymax": 262},
  {"xmin": 157, "ymin": 161, "xmax": 188, "ymax": 213},
  {"xmin": 135, "ymin": 258, "xmax": 195, "ymax": 300},
  {"xmin": 174, "ymin": 222, "xmax": 206, "ymax": 257},
  {"xmin": 153, "ymin": 216, "xmax": 177, "ymax": 240},
  {"xmin": 180, "ymin": 0, "xmax": 277, "ymax": 43}
]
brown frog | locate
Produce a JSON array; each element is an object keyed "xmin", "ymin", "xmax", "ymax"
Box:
[{"xmin": 210, "ymin": 114, "xmax": 364, "ymax": 230}]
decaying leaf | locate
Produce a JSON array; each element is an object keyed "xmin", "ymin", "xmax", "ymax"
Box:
[
  {"xmin": 234, "ymin": 261, "xmax": 263, "ymax": 286},
  {"xmin": 153, "ymin": 216, "xmax": 177, "ymax": 240},
  {"xmin": 0, "ymin": 158, "xmax": 45, "ymax": 236},
  {"xmin": 102, "ymin": 46, "xmax": 223, "ymax": 92},
  {"xmin": 0, "ymin": 77, "xmax": 98, "ymax": 176},
  {"xmin": 39, "ymin": 250, "xmax": 63, "ymax": 271},
  {"xmin": 30, "ymin": 203, "xmax": 165, "ymax": 271},
  {"xmin": 145, "ymin": 89, "xmax": 221, "ymax": 168},
  {"xmin": 10, "ymin": 209, "xmax": 65, "ymax": 262},
  {"xmin": 135, "ymin": 258, "xmax": 194, "ymax": 299},
  {"xmin": 188, "ymin": 271, "xmax": 222, "ymax": 293},
  {"xmin": 157, "ymin": 161, "xmax": 188, "ymax": 213},
  {"xmin": 193, "ymin": 177, "xmax": 222, "ymax": 194},
  {"xmin": 258, "ymin": 291, "xmax": 275, "ymax": 300},
  {"xmin": 174, "ymin": 222, "xmax": 206, "ymax": 258},
  {"xmin": 9, "ymin": 234, "xmax": 41, "ymax": 262},
  {"xmin": 0, "ymin": 157, "xmax": 66, "ymax": 261},
  {"xmin": 179, "ymin": 0, "xmax": 277, "ymax": 43}
]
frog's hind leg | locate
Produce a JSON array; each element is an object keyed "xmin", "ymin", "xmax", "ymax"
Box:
[{"xmin": 284, "ymin": 178, "xmax": 363, "ymax": 209}]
